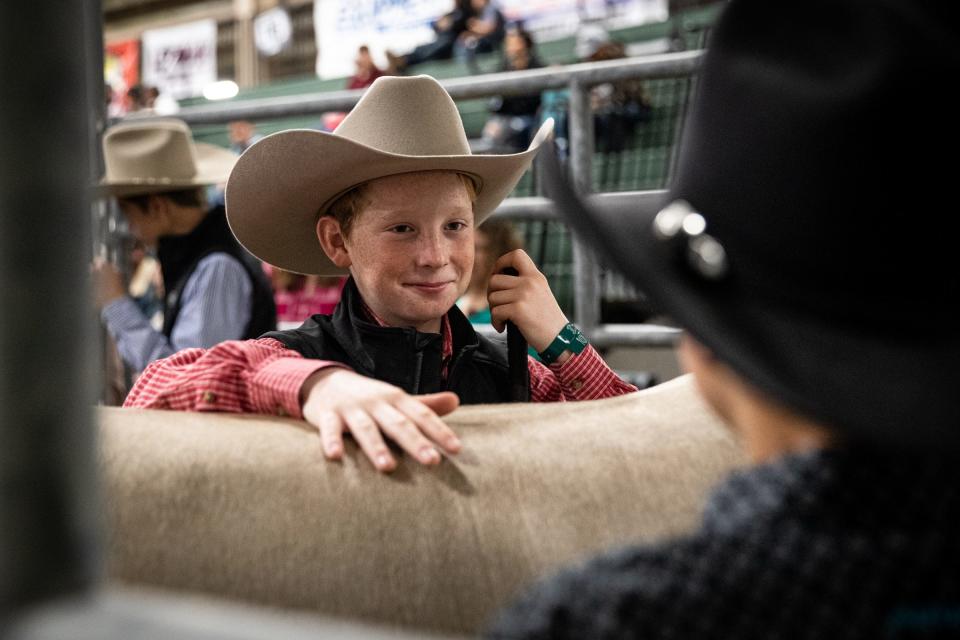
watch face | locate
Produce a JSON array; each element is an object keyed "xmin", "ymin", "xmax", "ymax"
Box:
[
  {"xmin": 540, "ymin": 323, "xmax": 589, "ymax": 363},
  {"xmin": 561, "ymin": 323, "xmax": 588, "ymax": 354}
]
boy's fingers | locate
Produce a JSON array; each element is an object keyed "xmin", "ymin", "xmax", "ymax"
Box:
[
  {"xmin": 488, "ymin": 288, "xmax": 519, "ymax": 307},
  {"xmin": 371, "ymin": 403, "xmax": 440, "ymax": 465},
  {"xmin": 415, "ymin": 391, "xmax": 460, "ymax": 415},
  {"xmin": 490, "ymin": 303, "xmax": 519, "ymax": 333},
  {"xmin": 401, "ymin": 395, "xmax": 462, "ymax": 453},
  {"xmin": 487, "ymin": 273, "xmax": 517, "ymax": 292},
  {"xmin": 342, "ymin": 408, "xmax": 396, "ymax": 472},
  {"xmin": 492, "ymin": 249, "xmax": 534, "ymax": 275},
  {"xmin": 491, "ymin": 254, "xmax": 513, "ymax": 274},
  {"xmin": 314, "ymin": 409, "xmax": 345, "ymax": 460}
]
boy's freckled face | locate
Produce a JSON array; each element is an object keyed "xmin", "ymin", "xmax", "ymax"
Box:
[{"xmin": 343, "ymin": 171, "xmax": 475, "ymax": 333}]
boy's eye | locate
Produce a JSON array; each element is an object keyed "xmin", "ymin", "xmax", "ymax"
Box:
[
  {"xmin": 389, "ymin": 224, "xmax": 414, "ymax": 233},
  {"xmin": 446, "ymin": 221, "xmax": 468, "ymax": 231}
]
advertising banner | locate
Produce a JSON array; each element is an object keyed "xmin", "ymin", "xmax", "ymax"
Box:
[
  {"xmin": 142, "ymin": 19, "xmax": 218, "ymax": 100},
  {"xmin": 314, "ymin": 0, "xmax": 667, "ymax": 80}
]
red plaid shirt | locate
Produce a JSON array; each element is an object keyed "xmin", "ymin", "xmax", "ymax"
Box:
[{"xmin": 124, "ymin": 313, "xmax": 637, "ymax": 416}]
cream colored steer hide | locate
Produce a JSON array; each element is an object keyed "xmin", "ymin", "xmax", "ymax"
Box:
[{"xmin": 99, "ymin": 375, "xmax": 744, "ymax": 635}]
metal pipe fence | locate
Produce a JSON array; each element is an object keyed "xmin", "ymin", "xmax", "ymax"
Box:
[{"xmin": 122, "ymin": 51, "xmax": 705, "ymax": 348}]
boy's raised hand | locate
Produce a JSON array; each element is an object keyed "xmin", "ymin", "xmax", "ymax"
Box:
[
  {"xmin": 300, "ymin": 369, "xmax": 461, "ymax": 473},
  {"xmin": 488, "ymin": 249, "xmax": 570, "ymax": 353}
]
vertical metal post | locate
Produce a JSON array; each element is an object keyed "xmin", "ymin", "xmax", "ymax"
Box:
[
  {"xmin": 666, "ymin": 73, "xmax": 698, "ymax": 186},
  {"xmin": 0, "ymin": 0, "xmax": 101, "ymax": 614},
  {"xmin": 567, "ymin": 79, "xmax": 602, "ymax": 334},
  {"xmin": 235, "ymin": 0, "xmax": 260, "ymax": 88}
]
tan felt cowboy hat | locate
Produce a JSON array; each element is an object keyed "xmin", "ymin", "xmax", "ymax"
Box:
[
  {"xmin": 95, "ymin": 118, "xmax": 238, "ymax": 199},
  {"xmin": 225, "ymin": 74, "xmax": 554, "ymax": 275}
]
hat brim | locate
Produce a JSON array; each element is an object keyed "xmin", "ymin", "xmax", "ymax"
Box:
[
  {"xmin": 225, "ymin": 119, "xmax": 554, "ymax": 276},
  {"xmin": 92, "ymin": 142, "xmax": 238, "ymax": 199},
  {"xmin": 539, "ymin": 139, "xmax": 960, "ymax": 450}
]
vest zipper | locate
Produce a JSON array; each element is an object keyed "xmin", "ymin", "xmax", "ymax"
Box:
[{"xmin": 412, "ymin": 350, "xmax": 423, "ymax": 394}]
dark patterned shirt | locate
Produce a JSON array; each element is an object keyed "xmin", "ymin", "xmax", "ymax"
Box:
[{"xmin": 488, "ymin": 447, "xmax": 960, "ymax": 639}]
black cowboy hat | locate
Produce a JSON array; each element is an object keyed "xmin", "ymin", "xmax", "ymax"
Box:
[{"xmin": 542, "ymin": 0, "xmax": 960, "ymax": 449}]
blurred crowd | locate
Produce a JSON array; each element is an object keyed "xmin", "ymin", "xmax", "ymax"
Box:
[{"xmin": 329, "ymin": 4, "xmax": 654, "ymax": 154}]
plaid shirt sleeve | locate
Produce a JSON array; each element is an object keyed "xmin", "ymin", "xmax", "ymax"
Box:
[
  {"xmin": 528, "ymin": 345, "xmax": 638, "ymax": 402},
  {"xmin": 123, "ymin": 337, "xmax": 346, "ymax": 418}
]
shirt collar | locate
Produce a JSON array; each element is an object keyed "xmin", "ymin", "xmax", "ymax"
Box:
[{"xmin": 358, "ymin": 297, "xmax": 454, "ymax": 373}]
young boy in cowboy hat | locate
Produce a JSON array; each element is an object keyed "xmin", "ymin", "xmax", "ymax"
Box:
[
  {"xmin": 125, "ymin": 75, "xmax": 637, "ymax": 473},
  {"xmin": 92, "ymin": 119, "xmax": 276, "ymax": 374},
  {"xmin": 488, "ymin": 0, "xmax": 960, "ymax": 637}
]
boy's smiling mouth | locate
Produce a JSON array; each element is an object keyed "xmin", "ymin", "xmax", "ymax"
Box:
[{"xmin": 404, "ymin": 281, "xmax": 454, "ymax": 293}]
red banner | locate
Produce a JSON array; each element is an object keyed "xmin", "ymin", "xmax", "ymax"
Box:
[{"xmin": 104, "ymin": 39, "xmax": 140, "ymax": 116}]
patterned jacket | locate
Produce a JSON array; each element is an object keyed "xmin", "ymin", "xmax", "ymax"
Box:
[{"xmin": 488, "ymin": 446, "xmax": 960, "ymax": 639}]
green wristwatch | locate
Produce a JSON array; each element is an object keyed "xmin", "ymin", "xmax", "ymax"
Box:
[{"xmin": 538, "ymin": 322, "xmax": 588, "ymax": 364}]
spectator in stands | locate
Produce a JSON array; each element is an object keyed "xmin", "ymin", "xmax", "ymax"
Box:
[
  {"xmin": 346, "ymin": 45, "xmax": 385, "ymax": 90},
  {"xmin": 457, "ymin": 218, "xmax": 523, "ymax": 324},
  {"xmin": 454, "ymin": 0, "xmax": 506, "ymax": 72},
  {"xmin": 385, "ymin": 0, "xmax": 472, "ymax": 72},
  {"xmin": 127, "ymin": 83, "xmax": 178, "ymax": 115},
  {"xmin": 489, "ymin": 1, "xmax": 960, "ymax": 638},
  {"xmin": 327, "ymin": 47, "xmax": 386, "ymax": 138},
  {"xmin": 228, "ymin": 120, "xmax": 263, "ymax": 155},
  {"xmin": 576, "ymin": 24, "xmax": 652, "ymax": 154},
  {"xmin": 92, "ymin": 119, "xmax": 276, "ymax": 375},
  {"xmin": 123, "ymin": 75, "xmax": 636, "ymax": 474},
  {"xmin": 481, "ymin": 24, "xmax": 544, "ymax": 152},
  {"xmin": 126, "ymin": 84, "xmax": 153, "ymax": 111}
]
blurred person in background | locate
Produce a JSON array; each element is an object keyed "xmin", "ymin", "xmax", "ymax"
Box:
[
  {"xmin": 228, "ymin": 120, "xmax": 263, "ymax": 155},
  {"xmin": 457, "ymin": 218, "xmax": 523, "ymax": 324},
  {"xmin": 126, "ymin": 84, "xmax": 153, "ymax": 111},
  {"xmin": 454, "ymin": 0, "xmax": 506, "ymax": 72},
  {"xmin": 127, "ymin": 83, "xmax": 178, "ymax": 115},
  {"xmin": 576, "ymin": 24, "xmax": 652, "ymax": 155},
  {"xmin": 347, "ymin": 45, "xmax": 385, "ymax": 90},
  {"xmin": 267, "ymin": 265, "xmax": 347, "ymax": 326},
  {"xmin": 489, "ymin": 1, "xmax": 960, "ymax": 637},
  {"xmin": 318, "ymin": 46, "xmax": 387, "ymax": 138},
  {"xmin": 481, "ymin": 24, "xmax": 543, "ymax": 153},
  {"xmin": 386, "ymin": 0, "xmax": 472, "ymax": 72},
  {"xmin": 92, "ymin": 119, "xmax": 276, "ymax": 376}
]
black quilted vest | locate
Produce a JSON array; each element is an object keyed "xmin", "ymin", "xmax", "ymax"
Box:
[
  {"xmin": 262, "ymin": 278, "xmax": 523, "ymax": 404},
  {"xmin": 157, "ymin": 205, "xmax": 276, "ymax": 339}
]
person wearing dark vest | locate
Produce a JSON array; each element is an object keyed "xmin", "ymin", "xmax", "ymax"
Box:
[
  {"xmin": 123, "ymin": 76, "xmax": 637, "ymax": 473},
  {"xmin": 92, "ymin": 119, "xmax": 276, "ymax": 375},
  {"xmin": 487, "ymin": 1, "xmax": 960, "ymax": 637}
]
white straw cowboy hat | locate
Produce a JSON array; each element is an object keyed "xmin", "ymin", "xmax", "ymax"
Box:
[
  {"xmin": 95, "ymin": 118, "xmax": 238, "ymax": 198},
  {"xmin": 225, "ymin": 74, "xmax": 554, "ymax": 275}
]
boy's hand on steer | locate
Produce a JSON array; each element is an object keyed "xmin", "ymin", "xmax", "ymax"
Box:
[
  {"xmin": 300, "ymin": 368, "xmax": 461, "ymax": 473},
  {"xmin": 488, "ymin": 249, "xmax": 569, "ymax": 354}
]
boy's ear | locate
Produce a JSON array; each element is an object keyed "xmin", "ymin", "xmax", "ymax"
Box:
[{"xmin": 316, "ymin": 216, "xmax": 352, "ymax": 269}]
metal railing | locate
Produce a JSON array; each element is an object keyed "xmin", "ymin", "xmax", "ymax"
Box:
[{"xmin": 127, "ymin": 51, "xmax": 705, "ymax": 348}]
